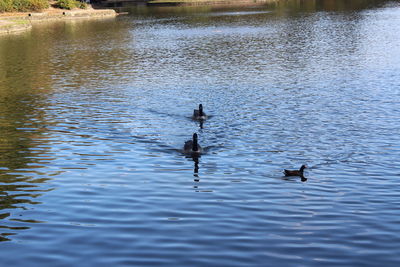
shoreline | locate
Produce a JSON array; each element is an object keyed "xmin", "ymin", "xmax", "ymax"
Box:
[
  {"xmin": 0, "ymin": 0, "xmax": 277, "ymax": 35},
  {"xmin": 146, "ymin": 0, "xmax": 276, "ymax": 6},
  {"xmin": 0, "ymin": 7, "xmax": 117, "ymax": 35}
]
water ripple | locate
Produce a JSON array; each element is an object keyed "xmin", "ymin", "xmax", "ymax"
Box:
[{"xmin": 2, "ymin": 1, "xmax": 400, "ymax": 266}]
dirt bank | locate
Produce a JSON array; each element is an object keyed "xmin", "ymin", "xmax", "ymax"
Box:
[{"xmin": 0, "ymin": 6, "xmax": 117, "ymax": 35}]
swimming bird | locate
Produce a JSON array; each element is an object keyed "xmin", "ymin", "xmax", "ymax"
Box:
[
  {"xmin": 192, "ymin": 104, "xmax": 207, "ymax": 120},
  {"xmin": 284, "ymin": 165, "xmax": 307, "ymax": 177},
  {"xmin": 183, "ymin": 133, "xmax": 202, "ymax": 154}
]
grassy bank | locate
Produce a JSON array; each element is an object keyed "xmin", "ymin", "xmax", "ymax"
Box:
[
  {"xmin": 0, "ymin": 0, "xmax": 88, "ymax": 12},
  {"xmin": 0, "ymin": 2, "xmax": 117, "ymax": 35}
]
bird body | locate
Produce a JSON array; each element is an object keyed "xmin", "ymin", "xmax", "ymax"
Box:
[
  {"xmin": 192, "ymin": 104, "xmax": 207, "ymax": 120},
  {"xmin": 284, "ymin": 165, "xmax": 307, "ymax": 177},
  {"xmin": 183, "ymin": 133, "xmax": 202, "ymax": 154}
]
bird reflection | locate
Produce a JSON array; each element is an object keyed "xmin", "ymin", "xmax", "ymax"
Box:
[
  {"xmin": 193, "ymin": 158, "xmax": 200, "ymax": 190},
  {"xmin": 282, "ymin": 175, "xmax": 307, "ymax": 182},
  {"xmin": 185, "ymin": 154, "xmax": 201, "ymax": 186},
  {"xmin": 193, "ymin": 155, "xmax": 200, "ymax": 179}
]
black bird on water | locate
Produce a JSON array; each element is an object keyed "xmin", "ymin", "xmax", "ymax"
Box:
[
  {"xmin": 284, "ymin": 165, "xmax": 307, "ymax": 177},
  {"xmin": 192, "ymin": 104, "xmax": 207, "ymax": 121},
  {"xmin": 183, "ymin": 133, "xmax": 203, "ymax": 155}
]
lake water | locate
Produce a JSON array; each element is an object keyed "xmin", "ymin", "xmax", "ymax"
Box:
[{"xmin": 1, "ymin": 0, "xmax": 400, "ymax": 266}]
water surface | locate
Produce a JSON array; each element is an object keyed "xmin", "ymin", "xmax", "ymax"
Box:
[{"xmin": 1, "ymin": 0, "xmax": 400, "ymax": 266}]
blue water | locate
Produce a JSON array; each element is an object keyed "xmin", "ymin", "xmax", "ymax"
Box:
[{"xmin": 1, "ymin": 1, "xmax": 400, "ymax": 266}]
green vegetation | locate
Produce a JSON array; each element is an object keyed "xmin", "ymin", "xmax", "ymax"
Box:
[
  {"xmin": 55, "ymin": 0, "xmax": 87, "ymax": 10},
  {"xmin": 0, "ymin": 0, "xmax": 49, "ymax": 12},
  {"xmin": 0, "ymin": 0, "xmax": 88, "ymax": 12}
]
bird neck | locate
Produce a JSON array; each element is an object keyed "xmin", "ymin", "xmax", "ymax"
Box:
[
  {"xmin": 199, "ymin": 105, "xmax": 203, "ymax": 116},
  {"xmin": 192, "ymin": 139, "xmax": 198, "ymax": 151}
]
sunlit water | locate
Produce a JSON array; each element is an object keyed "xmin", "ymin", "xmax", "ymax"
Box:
[{"xmin": 1, "ymin": 0, "xmax": 400, "ymax": 265}]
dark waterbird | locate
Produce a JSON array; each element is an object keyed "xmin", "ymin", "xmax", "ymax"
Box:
[
  {"xmin": 183, "ymin": 133, "xmax": 203, "ymax": 155},
  {"xmin": 192, "ymin": 104, "xmax": 207, "ymax": 120},
  {"xmin": 284, "ymin": 165, "xmax": 307, "ymax": 177}
]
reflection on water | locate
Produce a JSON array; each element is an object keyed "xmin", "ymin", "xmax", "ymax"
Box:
[
  {"xmin": 0, "ymin": 93, "xmax": 54, "ymax": 241},
  {"xmin": 0, "ymin": 18, "xmax": 130, "ymax": 241},
  {"xmin": 1, "ymin": 0, "xmax": 400, "ymax": 265}
]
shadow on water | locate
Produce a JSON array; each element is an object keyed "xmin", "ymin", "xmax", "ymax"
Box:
[{"xmin": 118, "ymin": 0, "xmax": 391, "ymax": 19}]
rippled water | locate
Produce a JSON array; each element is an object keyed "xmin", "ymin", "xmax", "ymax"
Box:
[{"xmin": 1, "ymin": 0, "xmax": 400, "ymax": 265}]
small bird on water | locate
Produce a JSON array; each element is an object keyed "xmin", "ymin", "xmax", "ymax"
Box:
[
  {"xmin": 284, "ymin": 164, "xmax": 307, "ymax": 177},
  {"xmin": 183, "ymin": 133, "xmax": 203, "ymax": 154},
  {"xmin": 192, "ymin": 104, "xmax": 207, "ymax": 121}
]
